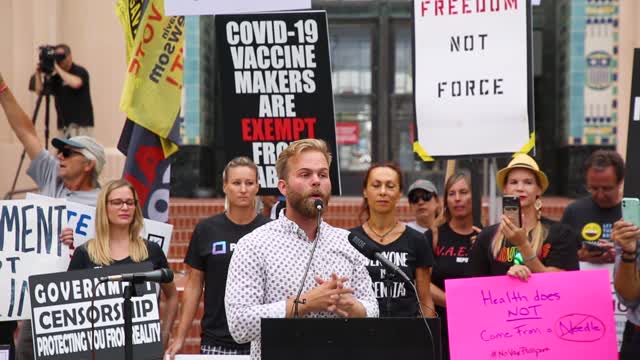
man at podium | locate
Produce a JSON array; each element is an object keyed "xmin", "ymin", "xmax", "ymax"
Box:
[{"xmin": 225, "ymin": 139, "xmax": 379, "ymax": 359}]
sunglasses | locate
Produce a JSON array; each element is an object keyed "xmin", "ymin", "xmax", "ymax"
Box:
[
  {"xmin": 409, "ymin": 191, "xmax": 434, "ymax": 204},
  {"xmin": 58, "ymin": 148, "xmax": 82, "ymax": 158}
]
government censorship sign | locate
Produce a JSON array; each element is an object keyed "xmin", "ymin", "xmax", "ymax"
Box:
[{"xmin": 29, "ymin": 263, "xmax": 163, "ymax": 360}]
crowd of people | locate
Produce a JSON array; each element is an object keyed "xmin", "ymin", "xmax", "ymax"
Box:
[{"xmin": 1, "ymin": 65, "xmax": 640, "ymax": 360}]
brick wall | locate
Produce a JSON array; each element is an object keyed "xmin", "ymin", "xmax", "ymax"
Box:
[{"xmin": 166, "ymin": 196, "xmax": 572, "ymax": 353}]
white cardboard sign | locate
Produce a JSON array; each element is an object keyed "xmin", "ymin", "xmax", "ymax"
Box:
[{"xmin": 164, "ymin": 0, "xmax": 311, "ymax": 16}]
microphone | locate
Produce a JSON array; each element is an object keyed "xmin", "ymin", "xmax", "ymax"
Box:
[
  {"xmin": 348, "ymin": 234, "xmax": 438, "ymax": 350},
  {"xmin": 314, "ymin": 199, "xmax": 324, "ymax": 212},
  {"xmin": 348, "ymin": 233, "xmax": 411, "ymax": 284},
  {"xmin": 99, "ymin": 268, "xmax": 174, "ymax": 283}
]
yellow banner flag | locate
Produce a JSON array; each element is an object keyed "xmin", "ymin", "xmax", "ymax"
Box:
[
  {"xmin": 118, "ymin": 0, "xmax": 184, "ymax": 155},
  {"xmin": 115, "ymin": 0, "xmax": 144, "ymax": 62}
]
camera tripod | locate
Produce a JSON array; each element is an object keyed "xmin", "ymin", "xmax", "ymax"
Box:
[{"xmin": 5, "ymin": 74, "xmax": 54, "ymax": 199}]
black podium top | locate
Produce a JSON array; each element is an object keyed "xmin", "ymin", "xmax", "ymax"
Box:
[{"xmin": 261, "ymin": 317, "xmax": 441, "ymax": 360}]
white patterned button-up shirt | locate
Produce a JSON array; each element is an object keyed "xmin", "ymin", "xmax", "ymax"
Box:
[{"xmin": 225, "ymin": 214, "xmax": 379, "ymax": 359}]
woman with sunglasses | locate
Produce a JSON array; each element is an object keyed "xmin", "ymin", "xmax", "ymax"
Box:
[
  {"xmin": 68, "ymin": 179, "xmax": 178, "ymax": 347},
  {"xmin": 406, "ymin": 179, "xmax": 441, "ymax": 234},
  {"xmin": 425, "ymin": 172, "xmax": 480, "ymax": 360},
  {"xmin": 167, "ymin": 157, "xmax": 270, "ymax": 358},
  {"xmin": 350, "ymin": 163, "xmax": 435, "ymax": 318},
  {"xmin": 469, "ymin": 154, "xmax": 579, "ymax": 280}
]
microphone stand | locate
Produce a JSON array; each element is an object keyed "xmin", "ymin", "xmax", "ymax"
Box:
[
  {"xmin": 122, "ymin": 282, "xmax": 141, "ymax": 360},
  {"xmin": 383, "ymin": 272, "xmax": 396, "ymax": 317},
  {"xmin": 292, "ymin": 201, "xmax": 324, "ymax": 317}
]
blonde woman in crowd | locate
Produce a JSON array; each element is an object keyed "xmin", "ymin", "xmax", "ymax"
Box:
[
  {"xmin": 167, "ymin": 157, "xmax": 270, "ymax": 357},
  {"xmin": 426, "ymin": 172, "xmax": 480, "ymax": 360},
  {"xmin": 68, "ymin": 179, "xmax": 178, "ymax": 347},
  {"xmin": 469, "ymin": 154, "xmax": 579, "ymax": 278}
]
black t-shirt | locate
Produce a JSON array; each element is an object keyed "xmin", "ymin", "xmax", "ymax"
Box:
[
  {"xmin": 425, "ymin": 223, "xmax": 477, "ymax": 360},
  {"xmin": 50, "ymin": 63, "xmax": 94, "ymax": 129},
  {"xmin": 67, "ymin": 240, "xmax": 168, "ymax": 271},
  {"xmin": 426, "ymin": 223, "xmax": 476, "ymax": 290},
  {"xmin": 350, "ymin": 225, "xmax": 433, "ymax": 318},
  {"xmin": 469, "ymin": 217, "xmax": 579, "ymax": 277},
  {"xmin": 184, "ymin": 213, "xmax": 270, "ymax": 348},
  {"xmin": 560, "ymin": 196, "xmax": 621, "ymax": 249}
]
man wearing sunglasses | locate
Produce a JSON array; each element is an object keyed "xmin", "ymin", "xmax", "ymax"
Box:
[
  {"xmin": 1, "ymin": 72, "xmax": 105, "ymax": 360},
  {"xmin": 0, "ymin": 72, "xmax": 104, "ymax": 206}
]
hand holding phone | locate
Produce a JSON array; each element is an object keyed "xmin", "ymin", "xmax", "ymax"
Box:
[{"xmin": 502, "ymin": 195, "xmax": 521, "ymax": 228}]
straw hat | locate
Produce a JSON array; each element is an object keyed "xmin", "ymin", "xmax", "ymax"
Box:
[{"xmin": 496, "ymin": 154, "xmax": 549, "ymax": 193}]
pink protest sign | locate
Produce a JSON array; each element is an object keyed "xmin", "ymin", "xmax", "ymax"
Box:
[{"xmin": 445, "ymin": 270, "xmax": 617, "ymax": 360}]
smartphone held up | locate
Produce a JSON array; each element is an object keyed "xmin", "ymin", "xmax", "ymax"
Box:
[
  {"xmin": 622, "ymin": 197, "xmax": 640, "ymax": 228},
  {"xmin": 502, "ymin": 195, "xmax": 521, "ymax": 228}
]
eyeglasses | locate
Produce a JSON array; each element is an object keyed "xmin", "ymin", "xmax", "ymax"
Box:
[
  {"xmin": 58, "ymin": 148, "xmax": 82, "ymax": 158},
  {"xmin": 108, "ymin": 199, "xmax": 136, "ymax": 208},
  {"xmin": 409, "ymin": 191, "xmax": 434, "ymax": 204}
]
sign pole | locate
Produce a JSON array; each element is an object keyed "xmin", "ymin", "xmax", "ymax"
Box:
[{"xmin": 624, "ymin": 48, "xmax": 640, "ymax": 197}]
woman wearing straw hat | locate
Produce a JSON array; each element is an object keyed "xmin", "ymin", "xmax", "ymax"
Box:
[{"xmin": 469, "ymin": 154, "xmax": 579, "ymax": 280}]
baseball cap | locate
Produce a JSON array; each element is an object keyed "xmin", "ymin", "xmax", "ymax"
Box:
[
  {"xmin": 407, "ymin": 179, "xmax": 438, "ymax": 195},
  {"xmin": 51, "ymin": 136, "xmax": 106, "ymax": 175}
]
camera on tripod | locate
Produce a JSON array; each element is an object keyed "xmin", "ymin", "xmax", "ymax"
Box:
[{"xmin": 38, "ymin": 45, "xmax": 65, "ymax": 75}]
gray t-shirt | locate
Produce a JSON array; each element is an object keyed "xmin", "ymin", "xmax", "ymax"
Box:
[
  {"xmin": 27, "ymin": 149, "xmax": 100, "ymax": 206},
  {"xmin": 405, "ymin": 221, "xmax": 428, "ymax": 234}
]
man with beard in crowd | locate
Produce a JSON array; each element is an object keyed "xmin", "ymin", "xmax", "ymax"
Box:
[{"xmin": 224, "ymin": 138, "xmax": 378, "ymax": 359}]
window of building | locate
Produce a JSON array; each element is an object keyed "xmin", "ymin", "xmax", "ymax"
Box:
[{"xmin": 329, "ymin": 24, "xmax": 374, "ymax": 173}]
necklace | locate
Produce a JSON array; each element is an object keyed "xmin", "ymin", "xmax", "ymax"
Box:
[{"xmin": 366, "ymin": 221, "xmax": 398, "ymax": 242}]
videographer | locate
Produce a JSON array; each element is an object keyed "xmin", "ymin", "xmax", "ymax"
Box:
[{"xmin": 32, "ymin": 44, "xmax": 94, "ymax": 138}]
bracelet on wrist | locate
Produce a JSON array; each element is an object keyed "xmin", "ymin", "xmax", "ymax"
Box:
[
  {"xmin": 621, "ymin": 254, "xmax": 637, "ymax": 263},
  {"xmin": 523, "ymin": 254, "xmax": 538, "ymax": 264}
]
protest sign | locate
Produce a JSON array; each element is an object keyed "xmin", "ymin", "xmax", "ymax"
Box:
[
  {"xmin": 445, "ymin": 270, "xmax": 617, "ymax": 359},
  {"xmin": 0, "ymin": 199, "xmax": 68, "ymax": 321},
  {"xmin": 579, "ymin": 262, "xmax": 626, "ymax": 350},
  {"xmin": 413, "ymin": 0, "xmax": 534, "ymax": 158},
  {"xmin": 26, "ymin": 194, "xmax": 173, "ymax": 256},
  {"xmin": 216, "ymin": 11, "xmax": 341, "ymax": 195},
  {"xmin": 165, "ymin": 0, "xmax": 311, "ymax": 16},
  {"xmin": 29, "ymin": 263, "xmax": 162, "ymax": 360}
]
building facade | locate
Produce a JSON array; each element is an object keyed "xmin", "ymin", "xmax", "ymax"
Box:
[{"xmin": 0, "ymin": 0, "xmax": 638, "ymax": 199}]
